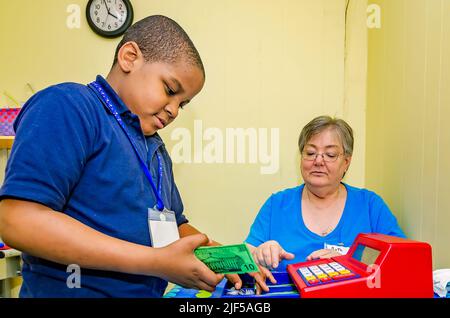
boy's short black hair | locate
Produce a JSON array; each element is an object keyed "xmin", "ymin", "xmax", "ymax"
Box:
[{"xmin": 112, "ymin": 15, "xmax": 204, "ymax": 76}]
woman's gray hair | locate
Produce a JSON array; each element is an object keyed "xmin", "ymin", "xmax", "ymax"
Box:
[{"xmin": 298, "ymin": 116, "xmax": 354, "ymax": 156}]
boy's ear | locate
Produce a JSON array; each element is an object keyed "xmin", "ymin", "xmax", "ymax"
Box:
[{"xmin": 116, "ymin": 41, "xmax": 143, "ymax": 73}]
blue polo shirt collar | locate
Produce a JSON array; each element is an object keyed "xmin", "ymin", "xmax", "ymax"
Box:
[{"xmin": 94, "ymin": 75, "xmax": 130, "ymax": 115}]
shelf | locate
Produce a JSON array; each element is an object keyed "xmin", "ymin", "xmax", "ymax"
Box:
[{"xmin": 0, "ymin": 136, "xmax": 14, "ymax": 149}]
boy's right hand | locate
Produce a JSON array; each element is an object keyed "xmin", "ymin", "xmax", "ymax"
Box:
[
  {"xmin": 252, "ymin": 240, "xmax": 295, "ymax": 270},
  {"xmin": 157, "ymin": 234, "xmax": 224, "ymax": 292}
]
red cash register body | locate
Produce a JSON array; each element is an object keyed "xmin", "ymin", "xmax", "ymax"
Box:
[{"xmin": 287, "ymin": 233, "xmax": 433, "ymax": 298}]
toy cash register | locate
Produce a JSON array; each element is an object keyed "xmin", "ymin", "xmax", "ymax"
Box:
[{"xmin": 287, "ymin": 233, "xmax": 433, "ymax": 298}]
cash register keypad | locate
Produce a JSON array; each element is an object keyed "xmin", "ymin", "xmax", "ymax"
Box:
[{"xmin": 298, "ymin": 262, "xmax": 357, "ymax": 286}]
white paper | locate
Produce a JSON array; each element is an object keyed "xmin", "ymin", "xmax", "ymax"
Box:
[{"xmin": 433, "ymin": 269, "xmax": 450, "ymax": 298}]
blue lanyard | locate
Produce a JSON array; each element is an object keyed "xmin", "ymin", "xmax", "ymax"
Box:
[{"xmin": 89, "ymin": 81, "xmax": 165, "ymax": 211}]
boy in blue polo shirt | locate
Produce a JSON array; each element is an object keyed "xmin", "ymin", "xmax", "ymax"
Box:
[{"xmin": 0, "ymin": 15, "xmax": 261, "ymax": 297}]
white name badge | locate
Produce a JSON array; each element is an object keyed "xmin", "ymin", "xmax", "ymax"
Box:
[
  {"xmin": 148, "ymin": 207, "xmax": 180, "ymax": 248},
  {"xmin": 324, "ymin": 243, "xmax": 350, "ymax": 255}
]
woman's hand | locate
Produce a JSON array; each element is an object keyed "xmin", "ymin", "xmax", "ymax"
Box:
[
  {"xmin": 306, "ymin": 249, "xmax": 342, "ymax": 261},
  {"xmin": 252, "ymin": 240, "xmax": 295, "ymax": 270}
]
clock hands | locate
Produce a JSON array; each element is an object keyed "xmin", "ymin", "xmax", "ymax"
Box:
[
  {"xmin": 103, "ymin": 0, "xmax": 120, "ymax": 20},
  {"xmin": 109, "ymin": 12, "xmax": 119, "ymax": 19},
  {"xmin": 102, "ymin": 0, "xmax": 110, "ymax": 14}
]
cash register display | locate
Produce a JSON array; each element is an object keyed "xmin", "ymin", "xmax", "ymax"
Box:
[{"xmin": 351, "ymin": 244, "xmax": 381, "ymax": 266}]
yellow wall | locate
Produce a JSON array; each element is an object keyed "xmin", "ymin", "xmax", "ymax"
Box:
[
  {"xmin": 366, "ymin": 0, "xmax": 450, "ymax": 269},
  {"xmin": 0, "ymin": 0, "xmax": 367, "ymax": 244}
]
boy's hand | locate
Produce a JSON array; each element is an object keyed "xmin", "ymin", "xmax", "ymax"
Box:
[
  {"xmin": 252, "ymin": 240, "xmax": 295, "ymax": 270},
  {"xmin": 158, "ymin": 234, "xmax": 224, "ymax": 291}
]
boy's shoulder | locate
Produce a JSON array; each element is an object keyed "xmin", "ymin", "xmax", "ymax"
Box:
[
  {"xmin": 37, "ymin": 81, "xmax": 95, "ymax": 103},
  {"xmin": 15, "ymin": 81, "xmax": 105, "ymax": 134},
  {"xmin": 22, "ymin": 81, "xmax": 102, "ymax": 115},
  {"xmin": 48, "ymin": 81, "xmax": 88, "ymax": 91}
]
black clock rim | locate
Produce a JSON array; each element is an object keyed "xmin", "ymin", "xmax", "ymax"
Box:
[{"xmin": 86, "ymin": 0, "xmax": 134, "ymax": 38}]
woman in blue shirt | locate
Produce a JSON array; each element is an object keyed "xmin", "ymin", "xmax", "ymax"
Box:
[{"xmin": 245, "ymin": 116, "xmax": 405, "ymax": 280}]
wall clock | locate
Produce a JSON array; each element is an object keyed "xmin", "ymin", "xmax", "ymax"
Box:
[{"xmin": 86, "ymin": 0, "xmax": 134, "ymax": 38}]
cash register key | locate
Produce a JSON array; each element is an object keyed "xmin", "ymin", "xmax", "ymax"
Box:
[
  {"xmin": 312, "ymin": 271, "xmax": 324, "ymax": 276},
  {"xmin": 329, "ymin": 262, "xmax": 345, "ymax": 270},
  {"xmin": 329, "ymin": 262, "xmax": 340, "ymax": 266},
  {"xmin": 300, "ymin": 268, "xmax": 312, "ymax": 275},
  {"xmin": 301, "ymin": 271, "xmax": 313, "ymax": 277},
  {"xmin": 300, "ymin": 269, "xmax": 312, "ymax": 274},
  {"xmin": 300, "ymin": 271, "xmax": 310, "ymax": 275},
  {"xmin": 339, "ymin": 270, "xmax": 351, "ymax": 274},
  {"xmin": 328, "ymin": 272, "xmax": 339, "ymax": 277},
  {"xmin": 332, "ymin": 275, "xmax": 345, "ymax": 280},
  {"xmin": 308, "ymin": 279, "xmax": 320, "ymax": 285},
  {"xmin": 332, "ymin": 273, "xmax": 355, "ymax": 280},
  {"xmin": 311, "ymin": 268, "xmax": 324, "ymax": 273},
  {"xmin": 319, "ymin": 265, "xmax": 334, "ymax": 272}
]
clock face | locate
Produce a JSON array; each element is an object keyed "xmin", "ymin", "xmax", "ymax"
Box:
[{"xmin": 86, "ymin": 0, "xmax": 134, "ymax": 38}]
